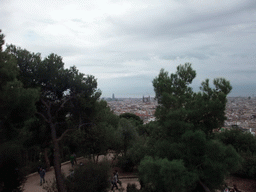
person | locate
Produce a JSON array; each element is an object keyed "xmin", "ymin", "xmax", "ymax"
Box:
[
  {"xmin": 115, "ymin": 170, "xmax": 121, "ymax": 186},
  {"xmin": 39, "ymin": 167, "xmax": 45, "ymax": 186},
  {"xmin": 223, "ymin": 184, "xmax": 229, "ymax": 192},
  {"xmin": 233, "ymin": 184, "xmax": 241, "ymax": 192},
  {"xmin": 70, "ymin": 153, "xmax": 77, "ymax": 167},
  {"xmin": 111, "ymin": 172, "xmax": 118, "ymax": 190},
  {"xmin": 37, "ymin": 166, "xmax": 41, "ymax": 174}
]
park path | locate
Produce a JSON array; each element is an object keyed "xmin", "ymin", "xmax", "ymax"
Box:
[
  {"xmin": 23, "ymin": 155, "xmax": 140, "ymax": 192},
  {"xmin": 23, "ymin": 157, "xmax": 85, "ymax": 192}
]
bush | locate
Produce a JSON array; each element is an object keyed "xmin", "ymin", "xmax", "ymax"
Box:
[
  {"xmin": 216, "ymin": 129, "xmax": 256, "ymax": 179},
  {"xmin": 0, "ymin": 143, "xmax": 26, "ymax": 192},
  {"xmin": 127, "ymin": 183, "xmax": 139, "ymax": 192},
  {"xmin": 235, "ymin": 155, "xmax": 256, "ymax": 179},
  {"xmin": 65, "ymin": 160, "xmax": 111, "ymax": 192},
  {"xmin": 117, "ymin": 155, "xmax": 135, "ymax": 172},
  {"xmin": 22, "ymin": 161, "xmax": 48, "ymax": 176},
  {"xmin": 139, "ymin": 156, "xmax": 197, "ymax": 192}
]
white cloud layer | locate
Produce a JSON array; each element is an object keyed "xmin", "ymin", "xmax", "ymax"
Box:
[{"xmin": 1, "ymin": 0, "xmax": 256, "ymax": 97}]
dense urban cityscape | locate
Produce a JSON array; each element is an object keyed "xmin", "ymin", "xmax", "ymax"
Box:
[{"xmin": 106, "ymin": 96, "xmax": 256, "ymax": 134}]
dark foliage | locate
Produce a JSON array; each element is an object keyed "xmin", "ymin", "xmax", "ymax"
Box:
[
  {"xmin": 120, "ymin": 113, "xmax": 143, "ymax": 127},
  {"xmin": 65, "ymin": 161, "xmax": 111, "ymax": 192},
  {"xmin": 137, "ymin": 64, "xmax": 240, "ymax": 191},
  {"xmin": 127, "ymin": 183, "xmax": 139, "ymax": 192},
  {"xmin": 117, "ymin": 155, "xmax": 135, "ymax": 172},
  {"xmin": 216, "ymin": 129, "xmax": 256, "ymax": 179},
  {"xmin": 0, "ymin": 143, "xmax": 26, "ymax": 192}
]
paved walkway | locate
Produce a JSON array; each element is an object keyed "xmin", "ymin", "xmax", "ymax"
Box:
[
  {"xmin": 23, "ymin": 157, "xmax": 84, "ymax": 192},
  {"xmin": 23, "ymin": 156, "xmax": 140, "ymax": 192}
]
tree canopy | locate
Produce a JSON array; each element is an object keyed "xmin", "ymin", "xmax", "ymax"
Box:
[
  {"xmin": 0, "ymin": 30, "xmax": 40, "ymax": 191},
  {"xmin": 5, "ymin": 42, "xmax": 101, "ymax": 192},
  {"xmin": 138, "ymin": 63, "xmax": 240, "ymax": 192},
  {"xmin": 0, "ymin": 30, "xmax": 245, "ymax": 192},
  {"xmin": 153, "ymin": 63, "xmax": 232, "ymax": 138}
]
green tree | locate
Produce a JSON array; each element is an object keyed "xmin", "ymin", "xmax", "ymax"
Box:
[
  {"xmin": 153, "ymin": 63, "xmax": 232, "ymax": 138},
  {"xmin": 37, "ymin": 61, "xmax": 100, "ymax": 192},
  {"xmin": 22, "ymin": 117, "xmax": 52, "ymax": 170},
  {"xmin": 126, "ymin": 136, "xmax": 149, "ymax": 167},
  {"xmin": 216, "ymin": 129, "xmax": 256, "ymax": 179},
  {"xmin": 138, "ymin": 63, "xmax": 240, "ymax": 191},
  {"xmin": 139, "ymin": 156, "xmax": 197, "ymax": 192},
  {"xmin": 216, "ymin": 128, "xmax": 256, "ymax": 154},
  {"xmin": 116, "ymin": 118, "xmax": 138, "ymax": 157},
  {"xmin": 120, "ymin": 113, "xmax": 143, "ymax": 127},
  {"xmin": 0, "ymin": 30, "xmax": 40, "ymax": 191},
  {"xmin": 7, "ymin": 45, "xmax": 101, "ymax": 192},
  {"xmin": 0, "ymin": 32, "xmax": 39, "ymax": 143},
  {"xmin": 182, "ymin": 130, "xmax": 240, "ymax": 190},
  {"xmin": 114, "ymin": 118, "xmax": 139, "ymax": 172},
  {"xmin": 5, "ymin": 44, "xmax": 41, "ymax": 89},
  {"xmin": 65, "ymin": 99, "xmax": 119, "ymax": 163}
]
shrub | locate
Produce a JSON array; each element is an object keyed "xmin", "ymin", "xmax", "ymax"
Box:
[
  {"xmin": 0, "ymin": 143, "xmax": 26, "ymax": 192},
  {"xmin": 65, "ymin": 160, "xmax": 111, "ymax": 192},
  {"xmin": 117, "ymin": 155, "xmax": 135, "ymax": 172},
  {"xmin": 235, "ymin": 155, "xmax": 256, "ymax": 179},
  {"xmin": 127, "ymin": 183, "xmax": 139, "ymax": 192},
  {"xmin": 216, "ymin": 129, "xmax": 256, "ymax": 179},
  {"xmin": 138, "ymin": 156, "xmax": 197, "ymax": 192}
]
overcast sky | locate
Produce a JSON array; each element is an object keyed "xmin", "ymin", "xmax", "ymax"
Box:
[{"xmin": 1, "ymin": 0, "xmax": 256, "ymax": 98}]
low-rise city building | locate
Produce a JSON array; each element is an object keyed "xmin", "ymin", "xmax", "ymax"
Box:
[{"xmin": 105, "ymin": 97, "xmax": 256, "ymax": 134}]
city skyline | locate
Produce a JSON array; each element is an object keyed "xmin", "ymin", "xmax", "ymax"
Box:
[{"xmin": 1, "ymin": 0, "xmax": 256, "ymax": 98}]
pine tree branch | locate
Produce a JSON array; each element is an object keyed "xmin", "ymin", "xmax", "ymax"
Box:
[
  {"xmin": 57, "ymin": 128, "xmax": 76, "ymax": 142},
  {"xmin": 40, "ymin": 98, "xmax": 49, "ymax": 108},
  {"xmin": 36, "ymin": 111, "xmax": 50, "ymax": 123},
  {"xmin": 55, "ymin": 96, "xmax": 75, "ymax": 116},
  {"xmin": 57, "ymin": 122, "xmax": 93, "ymax": 142}
]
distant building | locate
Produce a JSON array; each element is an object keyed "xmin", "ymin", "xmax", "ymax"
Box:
[
  {"xmin": 143, "ymin": 95, "xmax": 150, "ymax": 103},
  {"xmin": 112, "ymin": 93, "xmax": 115, "ymax": 100},
  {"xmin": 249, "ymin": 122, "xmax": 256, "ymax": 128}
]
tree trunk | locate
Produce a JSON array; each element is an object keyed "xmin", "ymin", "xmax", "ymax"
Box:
[
  {"xmin": 51, "ymin": 123, "xmax": 67, "ymax": 192},
  {"xmin": 198, "ymin": 180, "xmax": 211, "ymax": 192},
  {"xmin": 25, "ymin": 150, "xmax": 29, "ymax": 166},
  {"xmin": 96, "ymin": 154, "xmax": 99, "ymax": 164},
  {"xmin": 44, "ymin": 148, "xmax": 51, "ymax": 171},
  {"xmin": 92, "ymin": 154, "xmax": 96, "ymax": 163},
  {"xmin": 61, "ymin": 146, "xmax": 63, "ymax": 160}
]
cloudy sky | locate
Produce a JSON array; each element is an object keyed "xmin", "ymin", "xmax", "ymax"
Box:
[{"xmin": 1, "ymin": 0, "xmax": 256, "ymax": 98}]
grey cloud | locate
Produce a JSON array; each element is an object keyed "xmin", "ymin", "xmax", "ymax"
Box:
[
  {"xmin": 1, "ymin": 0, "xmax": 256, "ymax": 97},
  {"xmin": 108, "ymin": 1, "xmax": 256, "ymax": 39},
  {"xmin": 161, "ymin": 54, "xmax": 209, "ymax": 60},
  {"xmin": 230, "ymin": 84, "xmax": 256, "ymax": 97},
  {"xmin": 98, "ymin": 74, "xmax": 155, "ymax": 98},
  {"xmin": 71, "ymin": 19, "xmax": 83, "ymax": 23}
]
